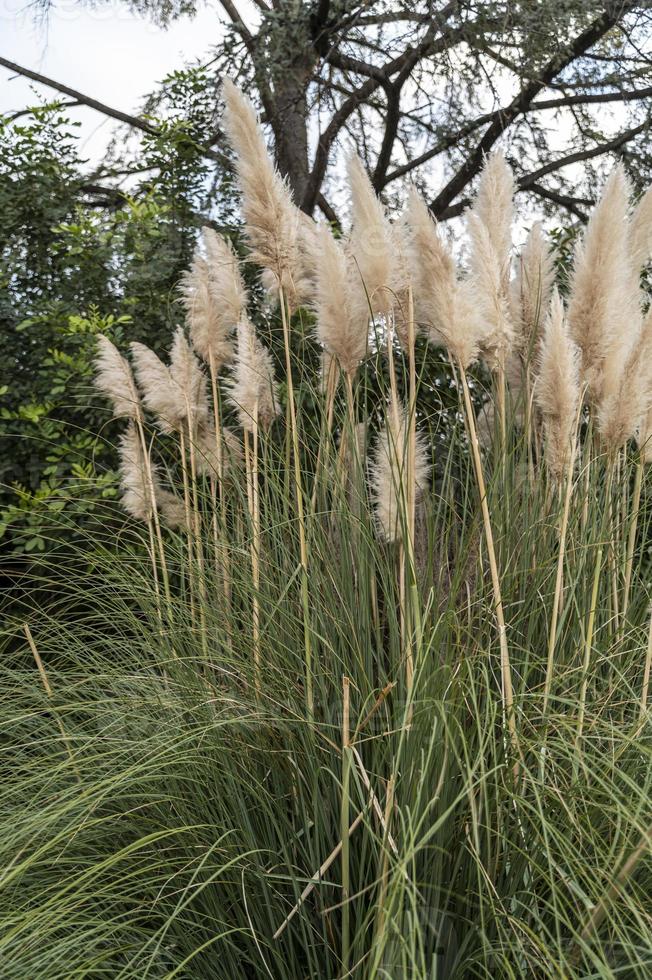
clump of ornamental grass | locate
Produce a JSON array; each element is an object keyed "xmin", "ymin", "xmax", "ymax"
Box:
[{"xmin": 8, "ymin": 102, "xmax": 652, "ymax": 979}]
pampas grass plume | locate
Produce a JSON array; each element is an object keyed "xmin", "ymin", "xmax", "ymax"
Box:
[
  {"xmin": 222, "ymin": 80, "xmax": 308, "ymax": 305},
  {"xmin": 472, "ymin": 151, "xmax": 514, "ymax": 284},
  {"xmin": 535, "ymin": 289, "xmax": 580, "ymax": 480},
  {"xmin": 406, "ymin": 188, "xmax": 481, "ymax": 367},
  {"xmin": 567, "ymin": 165, "xmax": 638, "ymax": 401},
  {"xmin": 347, "ymin": 153, "xmax": 393, "ymax": 317},
  {"xmin": 512, "ymin": 222, "xmax": 555, "ymax": 353},
  {"xmin": 169, "ymin": 327, "xmax": 209, "ymax": 431},
  {"xmin": 467, "ymin": 212, "xmax": 515, "ymax": 368},
  {"xmin": 157, "ymin": 490, "xmax": 189, "ymax": 530},
  {"xmin": 599, "ymin": 302, "xmax": 652, "ymax": 453},
  {"xmin": 312, "ymin": 224, "xmax": 369, "ymax": 377},
  {"xmin": 180, "ymin": 229, "xmax": 246, "ymax": 369},
  {"xmin": 130, "ymin": 342, "xmax": 185, "ymax": 434},
  {"xmin": 201, "ymin": 227, "xmax": 248, "ymax": 327},
  {"xmin": 466, "ymin": 152, "xmax": 516, "ymax": 369},
  {"xmin": 229, "ymin": 318, "xmax": 279, "ymax": 432},
  {"xmin": 370, "ymin": 407, "xmax": 430, "ymax": 543},
  {"xmin": 94, "ymin": 334, "xmax": 143, "ymax": 422},
  {"xmin": 118, "ymin": 422, "xmax": 160, "ymax": 522}
]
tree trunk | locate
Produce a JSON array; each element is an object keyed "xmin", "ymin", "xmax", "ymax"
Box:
[{"xmin": 269, "ymin": 69, "xmax": 312, "ymax": 209}]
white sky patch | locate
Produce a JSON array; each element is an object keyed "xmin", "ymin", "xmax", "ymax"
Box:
[{"xmin": 0, "ymin": 0, "xmax": 225, "ymax": 160}]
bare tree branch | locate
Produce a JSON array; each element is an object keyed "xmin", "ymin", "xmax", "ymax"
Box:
[
  {"xmin": 0, "ymin": 55, "xmax": 230, "ymax": 167},
  {"xmin": 518, "ymin": 120, "xmax": 649, "ymax": 190},
  {"xmin": 429, "ymin": 2, "xmax": 637, "ymax": 217},
  {"xmin": 0, "ymin": 56, "xmax": 160, "ymax": 137}
]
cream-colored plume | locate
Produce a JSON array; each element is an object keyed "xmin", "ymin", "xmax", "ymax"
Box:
[
  {"xmin": 169, "ymin": 327, "xmax": 209, "ymax": 432},
  {"xmin": 601, "ymin": 304, "xmax": 652, "ymax": 453},
  {"xmin": 201, "ymin": 226, "xmax": 248, "ymax": 326},
  {"xmin": 630, "ymin": 184, "xmax": 652, "ymax": 271},
  {"xmin": 158, "ymin": 490, "xmax": 188, "ymax": 530},
  {"xmin": 406, "ymin": 188, "xmax": 481, "ymax": 367},
  {"xmin": 194, "ymin": 424, "xmax": 243, "ymax": 477},
  {"xmin": 312, "ymin": 224, "xmax": 369, "ymax": 377},
  {"xmin": 346, "ymin": 153, "xmax": 393, "ymax": 318},
  {"xmin": 229, "ymin": 318, "xmax": 279, "ymax": 431},
  {"xmin": 118, "ymin": 423, "xmax": 160, "ymax": 522},
  {"xmin": 222, "ymin": 80, "xmax": 308, "ymax": 306},
  {"xmin": 472, "ymin": 152, "xmax": 515, "ymax": 278},
  {"xmin": 131, "ymin": 336, "xmax": 207, "ymax": 435},
  {"xmin": 389, "ymin": 215, "xmax": 416, "ymax": 350},
  {"xmin": 94, "ymin": 335, "xmax": 143, "ymax": 423},
  {"xmin": 180, "ymin": 228, "xmax": 246, "ymax": 369},
  {"xmin": 180, "ymin": 253, "xmax": 233, "ymax": 369},
  {"xmin": 370, "ymin": 407, "xmax": 430, "ymax": 543},
  {"xmin": 512, "ymin": 222, "xmax": 555, "ymax": 355},
  {"xmin": 535, "ymin": 290, "xmax": 580, "ymax": 480},
  {"xmin": 466, "ymin": 152, "xmax": 515, "ymax": 369},
  {"xmin": 467, "ymin": 212, "xmax": 515, "ymax": 369},
  {"xmin": 567, "ymin": 165, "xmax": 640, "ymax": 403},
  {"xmin": 130, "ymin": 343, "xmax": 181, "ymax": 434}
]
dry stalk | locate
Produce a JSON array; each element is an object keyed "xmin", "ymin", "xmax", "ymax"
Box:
[
  {"xmin": 621, "ymin": 450, "xmax": 644, "ymax": 634},
  {"xmin": 458, "ymin": 364, "xmax": 519, "ymax": 765},
  {"xmin": 640, "ymin": 601, "xmax": 652, "ymax": 722},
  {"xmin": 575, "ymin": 460, "xmax": 614, "ymax": 774},
  {"xmin": 341, "ymin": 676, "xmax": 351, "ymax": 976},
  {"xmin": 23, "ymin": 624, "xmax": 80, "ymax": 780},
  {"xmin": 543, "ymin": 429, "xmax": 579, "ymax": 716},
  {"xmin": 279, "ymin": 286, "xmax": 313, "ymax": 718}
]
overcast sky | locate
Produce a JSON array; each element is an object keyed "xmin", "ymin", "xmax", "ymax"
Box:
[
  {"xmin": 1, "ymin": 0, "xmax": 227, "ymax": 159},
  {"xmin": 1, "ymin": 2, "xmax": 627, "ymax": 231}
]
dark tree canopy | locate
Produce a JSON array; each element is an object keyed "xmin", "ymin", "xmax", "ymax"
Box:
[{"xmin": 3, "ymin": 1, "xmax": 652, "ymax": 225}]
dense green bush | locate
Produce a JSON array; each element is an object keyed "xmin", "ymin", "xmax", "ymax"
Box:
[{"xmin": 0, "ymin": 93, "xmax": 217, "ymax": 557}]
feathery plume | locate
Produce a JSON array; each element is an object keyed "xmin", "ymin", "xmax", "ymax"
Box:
[
  {"xmin": 567, "ymin": 165, "xmax": 639, "ymax": 402},
  {"xmin": 222, "ymin": 80, "xmax": 308, "ymax": 305},
  {"xmin": 535, "ymin": 290, "xmax": 581, "ymax": 480},
  {"xmin": 118, "ymin": 423, "xmax": 160, "ymax": 522},
  {"xmin": 512, "ymin": 222, "xmax": 555, "ymax": 355},
  {"xmin": 229, "ymin": 318, "xmax": 279, "ymax": 431},
  {"xmin": 389, "ymin": 215, "xmax": 416, "ymax": 350},
  {"xmin": 180, "ymin": 229, "xmax": 246, "ymax": 369},
  {"xmin": 194, "ymin": 424, "xmax": 242, "ymax": 477},
  {"xmin": 201, "ymin": 227, "xmax": 248, "ymax": 325},
  {"xmin": 472, "ymin": 151, "xmax": 515, "ymax": 287},
  {"xmin": 312, "ymin": 224, "xmax": 369, "ymax": 377},
  {"xmin": 94, "ymin": 335, "xmax": 143, "ymax": 422},
  {"xmin": 130, "ymin": 342, "xmax": 184, "ymax": 434},
  {"xmin": 406, "ymin": 188, "xmax": 482, "ymax": 367},
  {"xmin": 158, "ymin": 489, "xmax": 188, "ymax": 530},
  {"xmin": 370, "ymin": 407, "xmax": 430, "ymax": 543},
  {"xmin": 466, "ymin": 152, "xmax": 515, "ymax": 369},
  {"xmin": 180, "ymin": 253, "xmax": 233, "ymax": 368},
  {"xmin": 467, "ymin": 212, "xmax": 515, "ymax": 369},
  {"xmin": 346, "ymin": 153, "xmax": 393, "ymax": 317},
  {"xmin": 630, "ymin": 184, "xmax": 652, "ymax": 271},
  {"xmin": 169, "ymin": 327, "xmax": 209, "ymax": 432},
  {"xmin": 600, "ymin": 303, "xmax": 652, "ymax": 453}
]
